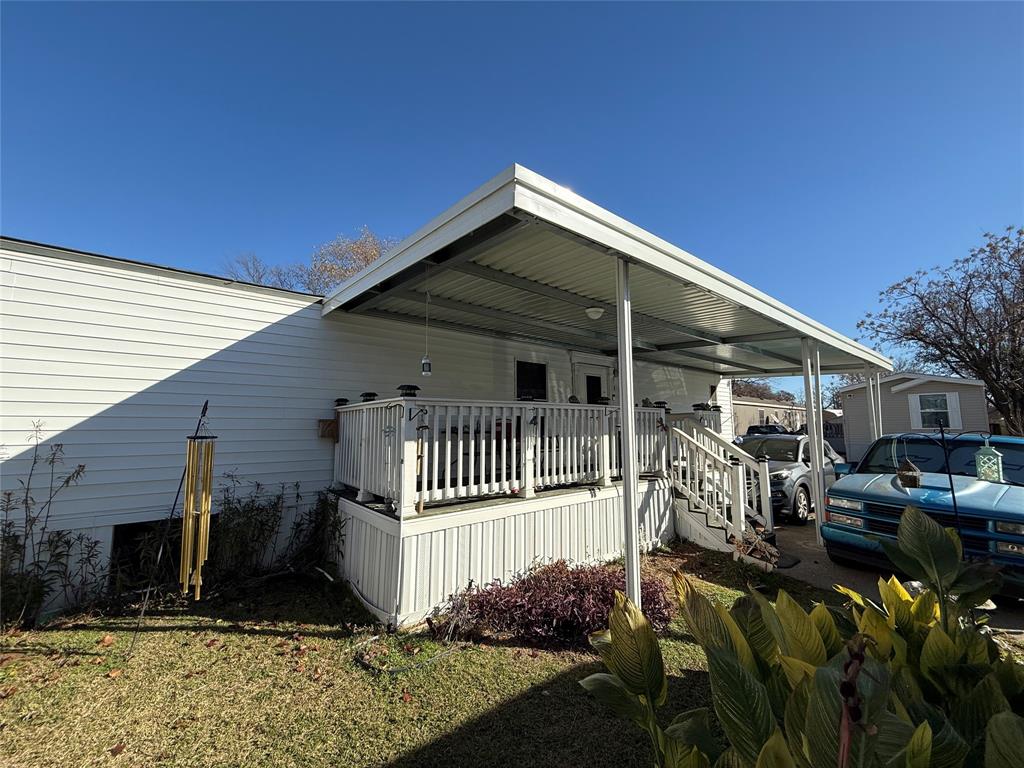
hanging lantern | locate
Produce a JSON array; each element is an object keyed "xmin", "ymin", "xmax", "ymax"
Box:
[
  {"xmin": 180, "ymin": 435, "xmax": 216, "ymax": 600},
  {"xmin": 975, "ymin": 438, "xmax": 1004, "ymax": 483},
  {"xmin": 421, "ymin": 288, "xmax": 433, "ymax": 377}
]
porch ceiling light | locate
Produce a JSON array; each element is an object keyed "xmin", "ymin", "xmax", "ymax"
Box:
[{"xmin": 584, "ymin": 307, "xmax": 605, "ymax": 321}]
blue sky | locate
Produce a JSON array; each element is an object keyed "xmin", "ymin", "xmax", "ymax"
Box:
[{"xmin": 3, "ymin": 1, "xmax": 1022, "ymax": 389}]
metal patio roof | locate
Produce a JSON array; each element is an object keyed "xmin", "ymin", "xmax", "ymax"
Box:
[{"xmin": 322, "ymin": 165, "xmax": 891, "ymax": 377}]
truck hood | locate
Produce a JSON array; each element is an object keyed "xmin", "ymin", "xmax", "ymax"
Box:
[{"xmin": 831, "ymin": 472, "xmax": 1024, "ymax": 519}]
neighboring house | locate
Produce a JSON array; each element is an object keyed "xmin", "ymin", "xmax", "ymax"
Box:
[
  {"xmin": 0, "ymin": 164, "xmax": 891, "ymax": 624},
  {"xmin": 840, "ymin": 373, "xmax": 989, "ymax": 461},
  {"xmin": 733, "ymin": 396, "xmax": 803, "ymax": 434},
  {"xmin": 733, "ymin": 397, "xmax": 845, "ymax": 454}
]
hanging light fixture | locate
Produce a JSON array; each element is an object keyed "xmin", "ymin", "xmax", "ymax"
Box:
[
  {"xmin": 585, "ymin": 307, "xmax": 605, "ymax": 321},
  {"xmin": 421, "ymin": 290, "xmax": 432, "ymax": 376}
]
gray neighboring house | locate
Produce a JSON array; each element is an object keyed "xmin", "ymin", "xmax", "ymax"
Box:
[{"xmin": 840, "ymin": 373, "xmax": 989, "ymax": 461}]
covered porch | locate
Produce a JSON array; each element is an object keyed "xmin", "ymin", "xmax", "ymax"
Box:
[{"xmin": 322, "ymin": 164, "xmax": 891, "ymax": 619}]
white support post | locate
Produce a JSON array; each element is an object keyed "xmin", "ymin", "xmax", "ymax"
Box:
[
  {"xmin": 864, "ymin": 365, "xmax": 880, "ymax": 442},
  {"xmin": 616, "ymin": 258, "xmax": 642, "ymax": 609},
  {"xmin": 400, "ymin": 406, "xmax": 420, "ymax": 518},
  {"xmin": 598, "ymin": 409, "xmax": 613, "ymax": 487},
  {"xmin": 517, "ymin": 410, "xmax": 537, "ymax": 499},
  {"xmin": 801, "ymin": 339, "xmax": 825, "ymax": 545},
  {"xmin": 731, "ymin": 459, "xmax": 747, "ymax": 537},
  {"xmin": 812, "ymin": 343, "xmax": 826, "ymax": 546},
  {"xmin": 873, "ymin": 370, "xmax": 884, "ymax": 437},
  {"xmin": 758, "ymin": 458, "xmax": 773, "ymax": 534}
]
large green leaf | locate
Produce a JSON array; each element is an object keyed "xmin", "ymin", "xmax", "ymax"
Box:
[
  {"xmin": 666, "ymin": 708, "xmax": 723, "ymax": 764},
  {"xmin": 920, "ymin": 625, "xmax": 961, "ymax": 693},
  {"xmin": 664, "ymin": 736, "xmax": 711, "ymax": 768},
  {"xmin": 783, "ymin": 677, "xmax": 812, "ymax": 768},
  {"xmin": 809, "ymin": 602, "xmax": 845, "ymax": 658},
  {"xmin": 578, "ymin": 672, "xmax": 648, "ymax": 726},
  {"xmin": 748, "ymin": 588, "xmax": 791, "ymax": 664},
  {"xmin": 606, "ymin": 591, "xmax": 668, "ymax": 705},
  {"xmin": 707, "ymin": 647, "xmax": 776, "ymax": 767},
  {"xmin": 712, "ymin": 748, "xmax": 746, "ymax": 768},
  {"xmin": 895, "ymin": 506, "xmax": 962, "ymax": 590},
  {"xmin": 674, "ymin": 573, "xmax": 756, "ymax": 674},
  {"xmin": 896, "ymin": 721, "xmax": 932, "ymax": 768},
  {"xmin": 803, "ymin": 666, "xmax": 844, "ymax": 768},
  {"xmin": 929, "ymin": 715, "xmax": 970, "ymax": 768},
  {"xmin": 859, "ymin": 604, "xmax": 895, "ymax": 660},
  {"xmin": 992, "ymin": 658, "xmax": 1024, "ymax": 701},
  {"xmin": 910, "ymin": 590, "xmax": 940, "ymax": 626},
  {"xmin": 878, "ymin": 576, "xmax": 915, "ymax": 634},
  {"xmin": 952, "ymin": 674, "xmax": 1010, "ymax": 746},
  {"xmin": 774, "ymin": 590, "xmax": 827, "ymax": 666},
  {"xmin": 984, "ymin": 711, "xmax": 1024, "ymax": 768},
  {"xmin": 755, "ymin": 729, "xmax": 796, "ymax": 768},
  {"xmin": 732, "ymin": 594, "xmax": 779, "ymax": 665},
  {"xmin": 873, "ymin": 710, "xmax": 917, "ymax": 765}
]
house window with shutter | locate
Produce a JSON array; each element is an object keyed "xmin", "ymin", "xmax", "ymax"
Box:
[{"xmin": 909, "ymin": 392, "xmax": 962, "ymax": 430}]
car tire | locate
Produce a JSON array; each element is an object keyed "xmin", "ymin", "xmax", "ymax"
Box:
[{"xmin": 790, "ymin": 485, "xmax": 810, "ymax": 525}]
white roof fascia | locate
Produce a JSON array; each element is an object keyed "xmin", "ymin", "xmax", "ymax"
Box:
[
  {"xmin": 840, "ymin": 373, "xmax": 985, "ymax": 394},
  {"xmin": 321, "ymin": 165, "xmax": 518, "ymax": 316},
  {"xmin": 510, "ymin": 165, "xmax": 891, "ymax": 370}
]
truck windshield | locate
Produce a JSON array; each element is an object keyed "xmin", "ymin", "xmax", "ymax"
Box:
[
  {"xmin": 858, "ymin": 437, "xmax": 1024, "ymax": 486},
  {"xmin": 740, "ymin": 438, "xmax": 800, "ymax": 462}
]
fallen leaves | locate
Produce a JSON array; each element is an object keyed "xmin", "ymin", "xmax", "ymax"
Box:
[
  {"xmin": 108, "ymin": 742, "xmax": 126, "ymax": 757},
  {"xmin": 97, "ymin": 634, "xmax": 116, "ymax": 648},
  {"xmin": 106, "ymin": 668, "xmax": 123, "ymax": 679}
]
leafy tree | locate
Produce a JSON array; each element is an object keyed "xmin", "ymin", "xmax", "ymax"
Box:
[
  {"xmin": 223, "ymin": 226, "xmax": 396, "ymax": 295},
  {"xmin": 858, "ymin": 227, "xmax": 1023, "ymax": 434},
  {"xmin": 732, "ymin": 378, "xmax": 797, "ymax": 403}
]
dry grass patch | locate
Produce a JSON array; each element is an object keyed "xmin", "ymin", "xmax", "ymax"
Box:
[{"xmin": 0, "ymin": 547, "xmax": 849, "ymax": 767}]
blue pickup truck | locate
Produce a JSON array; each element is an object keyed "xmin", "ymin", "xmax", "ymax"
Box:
[{"xmin": 822, "ymin": 433, "xmax": 1024, "ymax": 594}]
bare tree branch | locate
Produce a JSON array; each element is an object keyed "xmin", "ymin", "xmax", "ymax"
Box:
[{"xmin": 857, "ymin": 226, "xmax": 1024, "ymax": 434}]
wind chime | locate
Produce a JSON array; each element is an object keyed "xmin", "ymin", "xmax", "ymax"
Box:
[{"xmin": 179, "ymin": 430, "xmax": 216, "ymax": 600}]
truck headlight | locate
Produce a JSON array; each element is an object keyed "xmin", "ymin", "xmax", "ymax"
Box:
[
  {"xmin": 830, "ymin": 513, "xmax": 864, "ymax": 528},
  {"xmin": 826, "ymin": 495, "xmax": 862, "ymax": 512},
  {"xmin": 995, "ymin": 521, "xmax": 1024, "ymax": 536},
  {"xmin": 996, "ymin": 541, "xmax": 1024, "ymax": 557}
]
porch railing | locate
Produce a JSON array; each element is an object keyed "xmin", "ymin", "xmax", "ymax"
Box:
[
  {"xmin": 669, "ymin": 416, "xmax": 772, "ymax": 540},
  {"xmin": 335, "ymin": 397, "xmax": 668, "ymax": 516}
]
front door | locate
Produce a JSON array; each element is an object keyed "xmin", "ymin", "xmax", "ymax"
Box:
[{"xmin": 574, "ymin": 363, "xmax": 612, "ymax": 404}]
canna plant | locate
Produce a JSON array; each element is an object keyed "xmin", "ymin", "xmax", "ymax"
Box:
[{"xmin": 580, "ymin": 506, "xmax": 1024, "ymax": 767}]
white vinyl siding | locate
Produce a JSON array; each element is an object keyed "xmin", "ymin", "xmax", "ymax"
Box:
[{"xmin": 1, "ymin": 244, "xmax": 725, "ymax": 532}]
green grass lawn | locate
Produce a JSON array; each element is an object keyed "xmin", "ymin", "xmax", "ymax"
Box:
[{"xmin": 0, "ymin": 544, "xmax": 845, "ymax": 768}]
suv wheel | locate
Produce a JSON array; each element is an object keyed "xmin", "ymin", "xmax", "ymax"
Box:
[{"xmin": 791, "ymin": 486, "xmax": 810, "ymax": 525}]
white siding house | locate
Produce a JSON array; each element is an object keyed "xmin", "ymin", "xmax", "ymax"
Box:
[{"xmin": 1, "ymin": 164, "xmax": 891, "ymax": 623}]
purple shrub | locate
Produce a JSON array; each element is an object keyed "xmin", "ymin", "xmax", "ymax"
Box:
[{"xmin": 434, "ymin": 560, "xmax": 672, "ymax": 648}]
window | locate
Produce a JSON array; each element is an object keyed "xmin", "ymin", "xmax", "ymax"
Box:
[
  {"xmin": 909, "ymin": 392, "xmax": 962, "ymax": 430},
  {"xmin": 800, "ymin": 441, "xmax": 810, "ymax": 464},
  {"xmin": 857, "ymin": 436, "xmax": 1024, "ymax": 485},
  {"xmin": 516, "ymin": 361, "xmax": 548, "ymax": 401}
]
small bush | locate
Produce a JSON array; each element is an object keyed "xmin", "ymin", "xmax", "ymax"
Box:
[{"xmin": 434, "ymin": 560, "xmax": 672, "ymax": 648}]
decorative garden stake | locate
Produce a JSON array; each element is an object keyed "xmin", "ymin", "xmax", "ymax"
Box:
[
  {"xmin": 179, "ymin": 433, "xmax": 216, "ymax": 599},
  {"xmin": 975, "ymin": 437, "xmax": 1004, "ymax": 483}
]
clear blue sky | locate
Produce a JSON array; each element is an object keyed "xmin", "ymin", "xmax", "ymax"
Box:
[{"xmin": 3, "ymin": 1, "xmax": 1022, "ymax": 386}]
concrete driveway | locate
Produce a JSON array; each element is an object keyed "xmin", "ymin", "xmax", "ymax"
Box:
[{"xmin": 772, "ymin": 516, "xmax": 1024, "ymax": 632}]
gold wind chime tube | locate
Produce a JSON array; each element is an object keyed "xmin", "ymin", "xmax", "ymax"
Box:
[{"xmin": 180, "ymin": 436, "xmax": 215, "ymax": 599}]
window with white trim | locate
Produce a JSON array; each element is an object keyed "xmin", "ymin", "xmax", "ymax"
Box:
[{"xmin": 909, "ymin": 392, "xmax": 962, "ymax": 430}]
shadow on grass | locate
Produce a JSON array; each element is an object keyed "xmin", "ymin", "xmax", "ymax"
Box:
[
  {"xmin": 29, "ymin": 575, "xmax": 380, "ymax": 643},
  {"xmin": 386, "ymin": 660, "xmax": 715, "ymax": 768}
]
